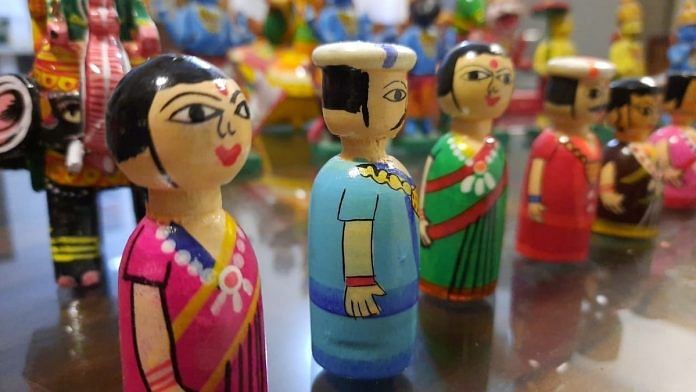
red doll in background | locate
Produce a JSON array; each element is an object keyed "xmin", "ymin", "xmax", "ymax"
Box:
[{"xmin": 517, "ymin": 57, "xmax": 616, "ymax": 262}]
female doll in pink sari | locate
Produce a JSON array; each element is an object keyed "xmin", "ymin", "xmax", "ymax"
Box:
[
  {"xmin": 649, "ymin": 73, "xmax": 696, "ymax": 209},
  {"xmin": 106, "ymin": 55, "xmax": 266, "ymax": 391}
]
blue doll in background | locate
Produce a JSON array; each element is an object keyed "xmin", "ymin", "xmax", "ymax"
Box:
[
  {"xmin": 399, "ymin": 0, "xmax": 457, "ymax": 135},
  {"xmin": 154, "ymin": 0, "xmax": 255, "ymax": 57},
  {"xmin": 308, "ymin": 42, "xmax": 419, "ymax": 379},
  {"xmin": 312, "ymin": 0, "xmax": 372, "ymax": 43},
  {"xmin": 669, "ymin": 0, "xmax": 696, "ymax": 72}
]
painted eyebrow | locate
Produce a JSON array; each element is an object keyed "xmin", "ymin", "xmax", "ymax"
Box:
[
  {"xmin": 384, "ymin": 80, "xmax": 407, "ymax": 89},
  {"xmin": 496, "ymin": 67, "xmax": 513, "ymax": 73},
  {"xmin": 230, "ymin": 90, "xmax": 243, "ymax": 104},
  {"xmin": 160, "ymin": 91, "xmax": 222, "ymax": 112}
]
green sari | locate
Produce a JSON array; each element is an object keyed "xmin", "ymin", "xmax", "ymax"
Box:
[{"xmin": 420, "ymin": 133, "xmax": 507, "ymax": 301}]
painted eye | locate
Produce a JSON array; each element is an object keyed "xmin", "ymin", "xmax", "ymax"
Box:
[
  {"xmin": 235, "ymin": 101, "xmax": 250, "ymax": 119},
  {"xmin": 497, "ymin": 73, "xmax": 512, "ymax": 85},
  {"xmin": 588, "ymin": 88, "xmax": 600, "ymax": 99},
  {"xmin": 61, "ymin": 104, "xmax": 81, "ymax": 124},
  {"xmin": 383, "ymin": 88, "xmax": 407, "ymax": 103},
  {"xmin": 465, "ymin": 70, "xmax": 491, "ymax": 81},
  {"xmin": 169, "ymin": 104, "xmax": 222, "ymax": 124}
]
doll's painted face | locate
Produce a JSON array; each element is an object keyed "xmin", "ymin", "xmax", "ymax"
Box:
[
  {"xmin": 443, "ymin": 54, "xmax": 514, "ymax": 120},
  {"xmin": 609, "ymin": 93, "xmax": 660, "ymax": 134},
  {"xmin": 322, "ymin": 69, "xmax": 408, "ymax": 140},
  {"xmin": 120, "ymin": 79, "xmax": 252, "ymax": 190},
  {"xmin": 572, "ymin": 78, "xmax": 611, "ymax": 123}
]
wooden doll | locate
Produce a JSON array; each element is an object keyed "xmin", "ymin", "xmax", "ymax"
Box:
[
  {"xmin": 649, "ymin": 73, "xmax": 696, "ymax": 209},
  {"xmin": 312, "ymin": 0, "xmax": 371, "ymax": 43},
  {"xmin": 531, "ymin": 2, "xmax": 576, "ymax": 79},
  {"xmin": 609, "ymin": 0, "xmax": 646, "ymax": 79},
  {"xmin": 517, "ymin": 57, "xmax": 616, "ymax": 262},
  {"xmin": 0, "ymin": 0, "xmax": 160, "ymax": 287},
  {"xmin": 106, "ymin": 54, "xmax": 267, "ymax": 391},
  {"xmin": 398, "ymin": 0, "xmax": 455, "ymax": 136},
  {"xmin": 419, "ymin": 42, "xmax": 515, "ymax": 302},
  {"xmin": 668, "ymin": 0, "xmax": 696, "ymax": 73},
  {"xmin": 308, "ymin": 42, "xmax": 418, "ymax": 379},
  {"xmin": 592, "ymin": 78, "xmax": 662, "ymax": 239}
]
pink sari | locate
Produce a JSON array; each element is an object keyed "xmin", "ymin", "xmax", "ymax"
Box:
[
  {"xmin": 650, "ymin": 125, "xmax": 696, "ymax": 209},
  {"xmin": 118, "ymin": 214, "xmax": 266, "ymax": 391}
]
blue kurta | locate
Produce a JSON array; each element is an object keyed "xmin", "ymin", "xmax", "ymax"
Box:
[{"xmin": 308, "ymin": 156, "xmax": 419, "ymax": 379}]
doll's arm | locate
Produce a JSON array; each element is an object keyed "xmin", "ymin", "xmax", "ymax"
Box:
[
  {"xmin": 419, "ymin": 156, "xmax": 433, "ymax": 246},
  {"xmin": 343, "ymin": 220, "xmax": 384, "ymax": 317},
  {"xmin": 132, "ymin": 283, "xmax": 184, "ymax": 391},
  {"xmin": 656, "ymin": 138, "xmax": 684, "ymax": 187},
  {"xmin": 598, "ymin": 161, "xmax": 624, "ymax": 214},
  {"xmin": 527, "ymin": 158, "xmax": 546, "ymax": 222}
]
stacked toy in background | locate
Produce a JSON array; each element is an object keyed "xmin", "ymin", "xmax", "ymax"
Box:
[
  {"xmin": 419, "ymin": 42, "xmax": 515, "ymax": 302},
  {"xmin": 517, "ymin": 57, "xmax": 616, "ymax": 262},
  {"xmin": 593, "ymin": 78, "xmax": 663, "ymax": 239},
  {"xmin": 531, "ymin": 1, "xmax": 576, "ymax": 85},
  {"xmin": 308, "ymin": 42, "xmax": 419, "ymax": 379},
  {"xmin": 609, "ymin": 0, "xmax": 646, "ymax": 79},
  {"xmin": 668, "ymin": 0, "xmax": 696, "ymax": 73},
  {"xmin": 0, "ymin": 0, "xmax": 159, "ymax": 288}
]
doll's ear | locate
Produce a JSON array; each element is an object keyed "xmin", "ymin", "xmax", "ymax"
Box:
[
  {"xmin": 0, "ymin": 74, "xmax": 41, "ymax": 163},
  {"xmin": 606, "ymin": 105, "xmax": 628, "ymax": 130},
  {"xmin": 663, "ymin": 98, "xmax": 677, "ymax": 113}
]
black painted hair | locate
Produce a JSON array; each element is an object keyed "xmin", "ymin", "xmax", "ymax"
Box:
[
  {"xmin": 321, "ymin": 65, "xmax": 371, "ymax": 126},
  {"xmin": 437, "ymin": 41, "xmax": 506, "ymax": 109},
  {"xmin": 411, "ymin": 0, "xmax": 440, "ymax": 28},
  {"xmin": 664, "ymin": 73, "xmax": 696, "ymax": 109},
  {"xmin": 608, "ymin": 78, "xmax": 660, "ymax": 112},
  {"xmin": 545, "ymin": 76, "xmax": 579, "ymax": 115},
  {"xmin": 106, "ymin": 54, "xmax": 227, "ymax": 186}
]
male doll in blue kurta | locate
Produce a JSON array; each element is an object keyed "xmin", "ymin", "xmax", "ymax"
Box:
[{"xmin": 308, "ymin": 42, "xmax": 419, "ymax": 379}]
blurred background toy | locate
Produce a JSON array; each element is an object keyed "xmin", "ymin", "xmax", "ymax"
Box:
[
  {"xmin": 312, "ymin": 0, "xmax": 371, "ymax": 43},
  {"xmin": 517, "ymin": 57, "xmax": 615, "ymax": 263},
  {"xmin": 593, "ymin": 78, "xmax": 662, "ymax": 240},
  {"xmin": 609, "ymin": 0, "xmax": 646, "ymax": 79},
  {"xmin": 668, "ymin": 0, "xmax": 696, "ymax": 73},
  {"xmin": 649, "ymin": 73, "xmax": 696, "ymax": 209}
]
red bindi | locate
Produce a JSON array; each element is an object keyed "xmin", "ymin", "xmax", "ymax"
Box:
[
  {"xmin": 214, "ymin": 80, "xmax": 228, "ymax": 96},
  {"xmin": 489, "ymin": 59, "xmax": 499, "ymax": 69}
]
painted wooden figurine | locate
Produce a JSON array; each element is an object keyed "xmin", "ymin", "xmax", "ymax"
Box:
[
  {"xmin": 313, "ymin": 0, "xmax": 371, "ymax": 43},
  {"xmin": 593, "ymin": 78, "xmax": 662, "ymax": 239},
  {"xmin": 649, "ymin": 73, "xmax": 696, "ymax": 209},
  {"xmin": 609, "ymin": 0, "xmax": 646, "ymax": 79},
  {"xmin": 107, "ymin": 54, "xmax": 266, "ymax": 391},
  {"xmin": 398, "ymin": 0, "xmax": 455, "ymax": 136},
  {"xmin": 308, "ymin": 42, "xmax": 418, "ymax": 379},
  {"xmin": 0, "ymin": 0, "xmax": 160, "ymax": 287},
  {"xmin": 517, "ymin": 57, "xmax": 616, "ymax": 262},
  {"xmin": 419, "ymin": 42, "xmax": 515, "ymax": 301},
  {"xmin": 668, "ymin": 0, "xmax": 696, "ymax": 73},
  {"xmin": 532, "ymin": 2, "xmax": 576, "ymax": 81}
]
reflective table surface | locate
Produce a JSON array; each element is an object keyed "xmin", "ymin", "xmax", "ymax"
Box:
[{"xmin": 0, "ymin": 133, "xmax": 695, "ymax": 392}]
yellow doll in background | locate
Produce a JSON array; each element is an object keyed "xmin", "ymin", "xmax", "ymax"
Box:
[
  {"xmin": 532, "ymin": 4, "xmax": 576, "ymax": 78},
  {"xmin": 609, "ymin": 0, "xmax": 646, "ymax": 78}
]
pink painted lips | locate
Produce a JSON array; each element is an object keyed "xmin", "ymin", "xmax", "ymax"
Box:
[
  {"xmin": 485, "ymin": 95, "xmax": 501, "ymax": 107},
  {"xmin": 215, "ymin": 144, "xmax": 242, "ymax": 167}
]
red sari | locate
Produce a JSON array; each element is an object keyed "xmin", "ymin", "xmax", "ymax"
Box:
[{"xmin": 517, "ymin": 130, "xmax": 601, "ymax": 262}]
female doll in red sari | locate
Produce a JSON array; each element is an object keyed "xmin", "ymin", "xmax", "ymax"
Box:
[
  {"xmin": 106, "ymin": 55, "xmax": 266, "ymax": 391},
  {"xmin": 517, "ymin": 57, "xmax": 616, "ymax": 262}
]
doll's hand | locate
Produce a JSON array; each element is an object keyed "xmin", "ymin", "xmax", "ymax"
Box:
[
  {"xmin": 419, "ymin": 219, "xmax": 432, "ymax": 247},
  {"xmin": 528, "ymin": 202, "xmax": 545, "ymax": 223},
  {"xmin": 344, "ymin": 285, "xmax": 384, "ymax": 318},
  {"xmin": 600, "ymin": 191, "xmax": 625, "ymax": 214},
  {"xmin": 663, "ymin": 166, "xmax": 684, "ymax": 187}
]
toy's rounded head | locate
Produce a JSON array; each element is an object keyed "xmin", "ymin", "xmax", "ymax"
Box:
[
  {"xmin": 549, "ymin": 11, "xmax": 573, "ymax": 37},
  {"xmin": 606, "ymin": 77, "xmax": 661, "ymax": 136},
  {"xmin": 313, "ymin": 42, "xmax": 416, "ymax": 140},
  {"xmin": 663, "ymin": 72, "xmax": 696, "ymax": 118},
  {"xmin": 107, "ymin": 54, "xmax": 252, "ymax": 191},
  {"xmin": 487, "ymin": 0, "xmax": 525, "ymax": 28},
  {"xmin": 617, "ymin": 0, "xmax": 643, "ymax": 37},
  {"xmin": 544, "ymin": 56, "xmax": 616, "ymax": 124},
  {"xmin": 437, "ymin": 41, "xmax": 515, "ymax": 121},
  {"xmin": 411, "ymin": 0, "xmax": 441, "ymax": 28}
]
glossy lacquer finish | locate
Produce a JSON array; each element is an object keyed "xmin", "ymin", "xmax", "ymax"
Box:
[
  {"xmin": 308, "ymin": 42, "xmax": 418, "ymax": 379},
  {"xmin": 517, "ymin": 57, "xmax": 616, "ymax": 262},
  {"xmin": 106, "ymin": 55, "xmax": 266, "ymax": 391},
  {"xmin": 419, "ymin": 42, "xmax": 515, "ymax": 302}
]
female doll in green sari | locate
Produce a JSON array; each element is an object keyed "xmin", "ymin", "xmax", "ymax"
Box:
[{"xmin": 419, "ymin": 42, "xmax": 515, "ymax": 301}]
